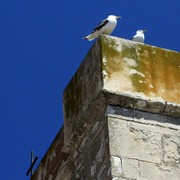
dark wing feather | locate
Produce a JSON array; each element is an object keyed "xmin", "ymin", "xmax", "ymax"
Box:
[{"xmin": 91, "ymin": 19, "xmax": 109, "ymax": 33}]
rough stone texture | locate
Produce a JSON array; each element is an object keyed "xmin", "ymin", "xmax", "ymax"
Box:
[
  {"xmin": 31, "ymin": 126, "xmax": 71, "ymax": 180},
  {"xmin": 111, "ymin": 156, "xmax": 123, "ymax": 176},
  {"xmin": 32, "ymin": 35, "xmax": 180, "ymax": 180},
  {"xmin": 139, "ymin": 161, "xmax": 180, "ymax": 180},
  {"xmin": 108, "ymin": 116, "xmax": 163, "ymax": 163},
  {"xmin": 163, "ymin": 133, "xmax": 180, "ymax": 167},
  {"xmin": 108, "ymin": 105, "xmax": 180, "ymax": 180},
  {"xmin": 122, "ymin": 158, "xmax": 139, "ymax": 179}
]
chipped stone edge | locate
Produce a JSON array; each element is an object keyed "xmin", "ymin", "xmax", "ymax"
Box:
[{"xmin": 103, "ymin": 89, "xmax": 180, "ymax": 118}]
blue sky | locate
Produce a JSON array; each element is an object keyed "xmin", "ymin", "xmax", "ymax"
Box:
[{"xmin": 0, "ymin": 0, "xmax": 179, "ymax": 179}]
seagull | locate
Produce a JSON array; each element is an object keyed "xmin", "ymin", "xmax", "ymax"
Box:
[
  {"xmin": 83, "ymin": 15, "xmax": 121, "ymax": 41},
  {"xmin": 131, "ymin": 30, "xmax": 147, "ymax": 43}
]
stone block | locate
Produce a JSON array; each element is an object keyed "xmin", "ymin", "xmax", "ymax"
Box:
[
  {"xmin": 122, "ymin": 157, "xmax": 139, "ymax": 179},
  {"xmin": 111, "ymin": 155, "xmax": 123, "ymax": 176},
  {"xmin": 140, "ymin": 162, "xmax": 164, "ymax": 180},
  {"xmin": 163, "ymin": 133, "xmax": 180, "ymax": 167},
  {"xmin": 108, "ymin": 117, "xmax": 162, "ymax": 163},
  {"xmin": 139, "ymin": 161, "xmax": 180, "ymax": 180}
]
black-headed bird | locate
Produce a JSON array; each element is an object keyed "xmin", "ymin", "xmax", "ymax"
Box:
[{"xmin": 83, "ymin": 15, "xmax": 121, "ymax": 41}]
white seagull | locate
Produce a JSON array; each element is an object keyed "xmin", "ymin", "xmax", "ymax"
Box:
[
  {"xmin": 132, "ymin": 30, "xmax": 147, "ymax": 43},
  {"xmin": 83, "ymin": 15, "xmax": 121, "ymax": 41}
]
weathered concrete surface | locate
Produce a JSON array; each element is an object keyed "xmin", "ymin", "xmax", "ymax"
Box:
[
  {"xmin": 32, "ymin": 35, "xmax": 180, "ymax": 180},
  {"xmin": 101, "ymin": 36, "xmax": 180, "ymax": 104}
]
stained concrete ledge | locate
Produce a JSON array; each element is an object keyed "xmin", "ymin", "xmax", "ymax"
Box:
[
  {"xmin": 101, "ymin": 36, "xmax": 180, "ymax": 103},
  {"xmin": 63, "ymin": 35, "xmax": 180, "ymax": 150}
]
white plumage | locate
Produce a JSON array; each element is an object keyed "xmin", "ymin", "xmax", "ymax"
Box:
[
  {"xmin": 83, "ymin": 15, "xmax": 121, "ymax": 41},
  {"xmin": 132, "ymin": 30, "xmax": 147, "ymax": 43}
]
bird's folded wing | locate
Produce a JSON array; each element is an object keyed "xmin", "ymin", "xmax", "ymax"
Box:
[{"xmin": 91, "ymin": 19, "xmax": 109, "ymax": 33}]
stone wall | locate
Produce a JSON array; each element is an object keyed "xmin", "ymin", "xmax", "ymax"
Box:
[
  {"xmin": 108, "ymin": 105, "xmax": 180, "ymax": 180},
  {"xmin": 32, "ymin": 35, "xmax": 180, "ymax": 180}
]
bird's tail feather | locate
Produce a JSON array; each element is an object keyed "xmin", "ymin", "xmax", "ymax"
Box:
[
  {"xmin": 82, "ymin": 36, "xmax": 88, "ymax": 40},
  {"xmin": 82, "ymin": 35, "xmax": 94, "ymax": 41}
]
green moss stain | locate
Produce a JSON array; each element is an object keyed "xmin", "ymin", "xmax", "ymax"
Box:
[
  {"xmin": 100, "ymin": 36, "xmax": 121, "ymax": 75},
  {"xmin": 100, "ymin": 35, "xmax": 180, "ymax": 103},
  {"xmin": 100, "ymin": 36, "xmax": 138, "ymax": 80},
  {"xmin": 134, "ymin": 45, "xmax": 180, "ymax": 101}
]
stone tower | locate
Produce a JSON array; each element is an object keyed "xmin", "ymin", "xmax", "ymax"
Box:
[{"xmin": 32, "ymin": 35, "xmax": 180, "ymax": 180}]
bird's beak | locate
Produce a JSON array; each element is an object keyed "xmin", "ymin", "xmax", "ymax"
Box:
[
  {"xmin": 116, "ymin": 16, "xmax": 121, "ymax": 19},
  {"xmin": 143, "ymin": 30, "xmax": 147, "ymax": 32}
]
